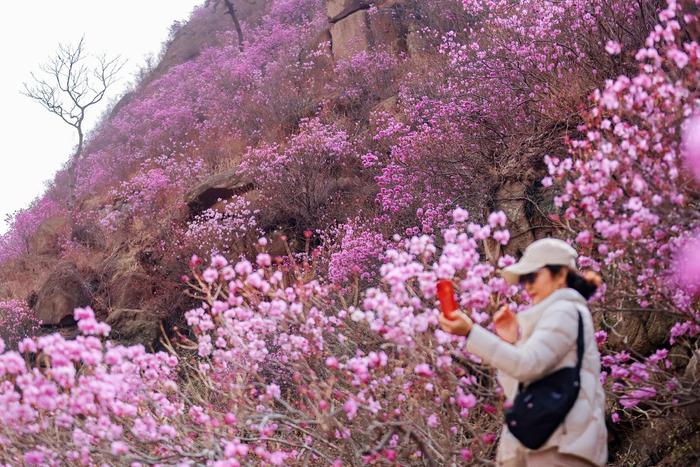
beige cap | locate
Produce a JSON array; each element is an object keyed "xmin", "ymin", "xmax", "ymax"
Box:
[{"xmin": 500, "ymin": 238, "xmax": 578, "ymax": 285}]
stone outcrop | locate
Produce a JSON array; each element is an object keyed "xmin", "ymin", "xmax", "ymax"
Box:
[
  {"xmin": 327, "ymin": 0, "xmax": 372, "ymax": 21},
  {"xmin": 328, "ymin": 0, "xmax": 408, "ymax": 60},
  {"xmin": 370, "ymin": 95, "xmax": 400, "ymax": 117},
  {"xmin": 599, "ymin": 308, "xmax": 677, "ymax": 356},
  {"xmin": 497, "ymin": 181, "xmax": 537, "ymax": 257},
  {"xmin": 109, "ymin": 270, "xmax": 155, "ymax": 310},
  {"xmin": 366, "ymin": 3, "xmax": 407, "ymax": 54},
  {"xmin": 330, "ymin": 10, "xmax": 372, "ymax": 60},
  {"xmin": 98, "ymin": 247, "xmax": 157, "ymax": 311},
  {"xmin": 185, "ymin": 168, "xmax": 254, "ymax": 214},
  {"xmin": 71, "ymin": 222, "xmax": 106, "ymax": 249},
  {"xmin": 684, "ymin": 349, "xmax": 700, "ymax": 381},
  {"xmin": 29, "ymin": 215, "xmax": 71, "ymax": 256},
  {"xmin": 33, "ymin": 262, "xmax": 91, "ymax": 326},
  {"xmin": 106, "ymin": 308, "xmax": 161, "ymax": 348}
]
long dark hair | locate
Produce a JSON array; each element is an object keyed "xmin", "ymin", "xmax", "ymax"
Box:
[{"xmin": 544, "ymin": 265, "xmax": 598, "ymax": 300}]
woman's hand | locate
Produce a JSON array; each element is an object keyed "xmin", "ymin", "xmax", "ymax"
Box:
[
  {"xmin": 438, "ymin": 310, "xmax": 474, "ymax": 336},
  {"xmin": 493, "ymin": 305, "xmax": 519, "ymax": 344}
]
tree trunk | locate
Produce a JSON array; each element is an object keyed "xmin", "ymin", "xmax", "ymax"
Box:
[{"xmin": 223, "ymin": 0, "xmax": 245, "ymax": 52}]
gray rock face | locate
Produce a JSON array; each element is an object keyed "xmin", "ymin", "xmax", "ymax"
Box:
[
  {"xmin": 327, "ymin": 0, "xmax": 372, "ymax": 22},
  {"xmin": 497, "ymin": 181, "xmax": 538, "ymax": 257},
  {"xmin": 328, "ymin": 0, "xmax": 408, "ymax": 60},
  {"xmin": 29, "ymin": 215, "xmax": 70, "ymax": 256},
  {"xmin": 330, "ymin": 10, "xmax": 372, "ymax": 60},
  {"xmin": 33, "ymin": 262, "xmax": 91, "ymax": 326},
  {"xmin": 106, "ymin": 308, "xmax": 161, "ymax": 349},
  {"xmin": 185, "ymin": 168, "xmax": 254, "ymax": 214},
  {"xmin": 109, "ymin": 270, "xmax": 155, "ymax": 310}
]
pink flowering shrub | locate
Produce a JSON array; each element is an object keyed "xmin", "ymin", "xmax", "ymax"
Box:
[
  {"xmin": 543, "ymin": 0, "xmax": 700, "ymax": 419},
  {"xmin": 0, "ymin": 197, "xmax": 66, "ymax": 264},
  {"xmin": 682, "ymin": 114, "xmax": 700, "ymax": 180},
  {"xmin": 71, "ymin": 0, "xmax": 327, "ymax": 201},
  {"xmin": 182, "ymin": 195, "xmax": 262, "ymax": 257},
  {"xmin": 0, "ymin": 208, "xmax": 518, "ymax": 465},
  {"xmin": 672, "ymin": 234, "xmax": 700, "ymax": 298},
  {"xmin": 455, "ymin": 0, "xmax": 652, "ymax": 122},
  {"xmin": 327, "ymin": 220, "xmax": 388, "ymax": 285},
  {"xmin": 329, "ymin": 49, "xmax": 401, "ymax": 120},
  {"xmin": 675, "ymin": 110, "xmax": 700, "ymax": 300},
  {"xmin": 545, "ymin": 0, "xmax": 700, "ymax": 320},
  {"xmin": 0, "ymin": 300, "xmax": 41, "ymax": 349},
  {"xmin": 0, "ymin": 307, "xmax": 182, "ymax": 465},
  {"xmin": 239, "ymin": 118, "xmax": 362, "ymax": 229},
  {"xmin": 177, "ymin": 211, "xmax": 518, "ymax": 465},
  {"xmin": 115, "ymin": 155, "xmax": 205, "ymax": 217},
  {"xmin": 359, "ymin": 0, "xmax": 657, "ymax": 235},
  {"xmin": 367, "ymin": 104, "xmax": 485, "ymax": 225},
  {"xmin": 599, "ymin": 343, "xmax": 699, "ymax": 422}
]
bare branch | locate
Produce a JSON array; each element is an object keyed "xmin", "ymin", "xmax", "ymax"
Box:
[{"xmin": 22, "ymin": 36, "xmax": 126, "ymax": 158}]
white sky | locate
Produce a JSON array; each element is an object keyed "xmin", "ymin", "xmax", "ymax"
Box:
[{"xmin": 0, "ymin": 1, "xmax": 202, "ymax": 234}]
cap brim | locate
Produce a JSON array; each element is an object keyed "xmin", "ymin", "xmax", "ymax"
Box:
[{"xmin": 500, "ymin": 260, "xmax": 544, "ymax": 285}]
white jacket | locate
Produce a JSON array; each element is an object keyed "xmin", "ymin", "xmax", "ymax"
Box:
[{"xmin": 465, "ymin": 288, "xmax": 608, "ymax": 466}]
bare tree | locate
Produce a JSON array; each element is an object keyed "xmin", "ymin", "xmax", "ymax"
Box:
[
  {"xmin": 207, "ymin": 0, "xmax": 245, "ymax": 52},
  {"xmin": 23, "ymin": 37, "xmax": 125, "ymax": 158}
]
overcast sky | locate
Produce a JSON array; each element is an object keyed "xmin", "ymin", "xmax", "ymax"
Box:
[{"xmin": 0, "ymin": 1, "xmax": 202, "ymax": 233}]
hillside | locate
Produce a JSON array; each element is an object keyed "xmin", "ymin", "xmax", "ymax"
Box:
[{"xmin": 0, "ymin": 0, "xmax": 698, "ymax": 465}]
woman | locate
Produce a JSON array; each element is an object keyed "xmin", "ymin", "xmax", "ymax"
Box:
[{"xmin": 439, "ymin": 238, "xmax": 607, "ymax": 466}]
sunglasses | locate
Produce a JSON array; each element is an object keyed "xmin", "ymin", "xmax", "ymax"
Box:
[{"xmin": 519, "ymin": 269, "xmax": 542, "ymax": 285}]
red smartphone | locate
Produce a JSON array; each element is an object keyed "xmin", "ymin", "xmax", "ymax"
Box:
[{"xmin": 436, "ymin": 279, "xmax": 458, "ymax": 319}]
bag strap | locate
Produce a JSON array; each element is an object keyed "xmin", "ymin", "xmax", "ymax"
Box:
[{"xmin": 574, "ymin": 309, "xmax": 584, "ymax": 373}]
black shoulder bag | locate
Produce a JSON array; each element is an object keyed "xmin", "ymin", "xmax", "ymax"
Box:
[{"xmin": 503, "ymin": 311, "xmax": 583, "ymax": 450}]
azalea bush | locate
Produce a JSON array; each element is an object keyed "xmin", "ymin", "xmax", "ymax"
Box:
[
  {"xmin": 0, "ymin": 307, "xmax": 181, "ymax": 465},
  {"xmin": 238, "ymin": 117, "xmax": 363, "ymax": 230},
  {"xmin": 327, "ymin": 219, "xmax": 388, "ymax": 286},
  {"xmin": 543, "ymin": 0, "xmax": 700, "ymax": 420},
  {"xmin": 0, "ymin": 210, "xmax": 516, "ymax": 465},
  {"xmin": 70, "ymin": 0, "xmax": 327, "ymax": 202},
  {"xmin": 1, "ymin": 0, "xmax": 700, "ymax": 464},
  {"xmin": 0, "ymin": 206, "xmax": 695, "ymax": 465},
  {"xmin": 0, "ymin": 300, "xmax": 41, "ymax": 349},
  {"xmin": 170, "ymin": 211, "xmax": 521, "ymax": 465},
  {"xmin": 456, "ymin": 0, "xmax": 654, "ymax": 122},
  {"xmin": 181, "ymin": 195, "xmax": 262, "ymax": 258},
  {"xmin": 0, "ymin": 197, "xmax": 66, "ymax": 264},
  {"xmin": 358, "ymin": 0, "xmax": 659, "ymax": 236},
  {"xmin": 113, "ymin": 155, "xmax": 206, "ymax": 219},
  {"xmin": 545, "ymin": 1, "xmax": 700, "ymax": 315}
]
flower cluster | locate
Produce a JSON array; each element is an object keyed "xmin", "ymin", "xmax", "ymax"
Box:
[
  {"xmin": 178, "ymin": 215, "xmax": 515, "ymax": 465},
  {"xmin": 329, "ymin": 49, "xmax": 401, "ymax": 119},
  {"xmin": 111, "ymin": 154, "xmax": 205, "ymax": 221},
  {"xmin": 183, "ymin": 195, "xmax": 261, "ymax": 257},
  {"xmin": 327, "ymin": 220, "xmax": 388, "ymax": 285},
  {"xmin": 238, "ymin": 117, "xmax": 361, "ymax": 228},
  {"xmin": 0, "ymin": 212, "xmax": 512, "ymax": 465},
  {"xmin": 545, "ymin": 0, "xmax": 700, "ymax": 317},
  {"xmin": 0, "ymin": 299, "xmax": 41, "ymax": 349},
  {"xmin": 0, "ymin": 197, "xmax": 66, "ymax": 263},
  {"xmin": 0, "ymin": 307, "xmax": 181, "ymax": 465},
  {"xmin": 544, "ymin": 0, "xmax": 700, "ymax": 419}
]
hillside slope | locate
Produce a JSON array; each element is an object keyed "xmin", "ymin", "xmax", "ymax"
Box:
[{"xmin": 0, "ymin": 0, "xmax": 698, "ymax": 465}]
